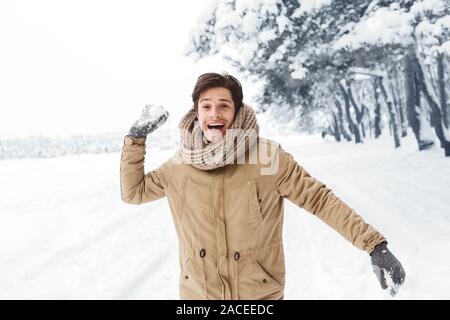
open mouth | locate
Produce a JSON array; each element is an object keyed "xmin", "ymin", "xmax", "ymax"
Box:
[{"xmin": 207, "ymin": 123, "xmax": 225, "ymax": 130}]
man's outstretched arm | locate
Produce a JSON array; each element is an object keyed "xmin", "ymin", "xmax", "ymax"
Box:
[{"xmin": 274, "ymin": 146, "xmax": 405, "ymax": 295}]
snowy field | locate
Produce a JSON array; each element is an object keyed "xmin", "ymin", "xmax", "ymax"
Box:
[{"xmin": 1, "ymin": 131, "xmax": 449, "ymax": 299}]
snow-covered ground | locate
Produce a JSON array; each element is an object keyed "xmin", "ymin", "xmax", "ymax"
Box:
[{"xmin": 1, "ymin": 131, "xmax": 449, "ymax": 299}]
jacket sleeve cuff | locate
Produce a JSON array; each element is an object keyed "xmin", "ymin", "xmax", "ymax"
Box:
[
  {"xmin": 363, "ymin": 235, "xmax": 388, "ymax": 255},
  {"xmin": 124, "ymin": 135, "xmax": 146, "ymax": 146}
]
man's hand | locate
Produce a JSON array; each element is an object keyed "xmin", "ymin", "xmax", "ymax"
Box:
[
  {"xmin": 370, "ymin": 241, "xmax": 406, "ymax": 296},
  {"xmin": 128, "ymin": 104, "xmax": 169, "ymax": 138}
]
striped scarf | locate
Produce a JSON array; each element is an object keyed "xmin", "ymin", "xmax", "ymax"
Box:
[{"xmin": 178, "ymin": 104, "xmax": 259, "ymax": 170}]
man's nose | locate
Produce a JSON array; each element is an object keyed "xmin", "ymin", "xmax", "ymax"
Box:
[{"xmin": 208, "ymin": 106, "xmax": 221, "ymax": 118}]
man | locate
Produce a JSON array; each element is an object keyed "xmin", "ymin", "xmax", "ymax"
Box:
[{"xmin": 120, "ymin": 72, "xmax": 405, "ymax": 299}]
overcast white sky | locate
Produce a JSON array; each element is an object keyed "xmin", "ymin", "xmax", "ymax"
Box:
[{"xmin": 0, "ymin": 0, "xmax": 259, "ymax": 139}]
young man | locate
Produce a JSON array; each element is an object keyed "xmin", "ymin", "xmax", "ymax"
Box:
[{"xmin": 120, "ymin": 72, "xmax": 405, "ymax": 300}]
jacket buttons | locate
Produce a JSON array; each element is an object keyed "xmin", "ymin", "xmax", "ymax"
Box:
[
  {"xmin": 185, "ymin": 275, "xmax": 189, "ymax": 279},
  {"xmin": 199, "ymin": 248, "xmax": 206, "ymax": 258},
  {"xmin": 258, "ymin": 198, "xmax": 262, "ymax": 203},
  {"xmin": 262, "ymin": 278, "xmax": 267, "ymax": 283},
  {"xmin": 234, "ymin": 251, "xmax": 240, "ymax": 261}
]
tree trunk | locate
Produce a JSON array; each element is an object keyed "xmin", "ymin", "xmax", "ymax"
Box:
[
  {"xmin": 377, "ymin": 77, "xmax": 401, "ymax": 148},
  {"xmin": 437, "ymin": 52, "xmax": 449, "ymax": 129},
  {"xmin": 372, "ymin": 79, "xmax": 382, "ymax": 138},
  {"xmin": 334, "ymin": 98, "xmax": 352, "ymax": 141},
  {"xmin": 404, "ymin": 51, "xmax": 434, "ymax": 151},
  {"xmin": 389, "ymin": 71, "xmax": 405, "ymax": 139},
  {"xmin": 393, "ymin": 67, "xmax": 408, "ymax": 137},
  {"xmin": 346, "ymin": 79, "xmax": 364, "ymax": 125},
  {"xmin": 413, "ymin": 54, "xmax": 450, "ymax": 156},
  {"xmin": 360, "ymin": 111, "xmax": 366, "ymax": 138},
  {"xmin": 426, "ymin": 64, "xmax": 440, "ymax": 99},
  {"xmin": 363, "ymin": 105, "xmax": 372, "ymax": 138},
  {"xmin": 339, "ymin": 82, "xmax": 362, "ymax": 143},
  {"xmin": 331, "ymin": 112, "xmax": 341, "ymax": 142},
  {"xmin": 346, "ymin": 79, "xmax": 366, "ymax": 138}
]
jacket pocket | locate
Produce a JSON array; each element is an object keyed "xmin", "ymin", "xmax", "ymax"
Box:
[
  {"xmin": 177, "ymin": 176, "xmax": 188, "ymax": 221},
  {"xmin": 253, "ymin": 258, "xmax": 282, "ymax": 288},
  {"xmin": 180, "ymin": 252, "xmax": 210, "ymax": 299},
  {"xmin": 236, "ymin": 254, "xmax": 283, "ymax": 300},
  {"xmin": 180, "ymin": 255, "xmax": 197, "ymax": 299},
  {"xmin": 249, "ymin": 179, "xmax": 263, "ymax": 221},
  {"xmin": 224, "ymin": 179, "xmax": 263, "ymax": 247}
]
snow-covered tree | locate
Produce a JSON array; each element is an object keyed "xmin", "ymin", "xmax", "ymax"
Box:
[{"xmin": 186, "ymin": 0, "xmax": 450, "ymax": 155}]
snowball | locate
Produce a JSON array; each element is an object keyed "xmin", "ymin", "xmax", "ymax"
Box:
[{"xmin": 136, "ymin": 105, "xmax": 166, "ymax": 126}]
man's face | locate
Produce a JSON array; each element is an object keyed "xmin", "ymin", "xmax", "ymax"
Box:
[{"xmin": 197, "ymin": 87, "xmax": 236, "ymax": 143}]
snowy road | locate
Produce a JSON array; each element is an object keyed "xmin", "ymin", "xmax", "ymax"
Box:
[{"xmin": 1, "ymin": 133, "xmax": 449, "ymax": 299}]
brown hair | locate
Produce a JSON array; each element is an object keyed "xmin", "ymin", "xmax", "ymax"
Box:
[{"xmin": 192, "ymin": 72, "xmax": 243, "ymax": 114}]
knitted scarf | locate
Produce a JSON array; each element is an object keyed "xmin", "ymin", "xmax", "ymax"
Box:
[{"xmin": 178, "ymin": 104, "xmax": 259, "ymax": 170}]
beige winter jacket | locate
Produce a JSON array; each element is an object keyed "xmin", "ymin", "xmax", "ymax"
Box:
[{"xmin": 120, "ymin": 135, "xmax": 386, "ymax": 300}]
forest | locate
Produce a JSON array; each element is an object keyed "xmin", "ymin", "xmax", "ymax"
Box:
[{"xmin": 185, "ymin": 0, "xmax": 450, "ymax": 155}]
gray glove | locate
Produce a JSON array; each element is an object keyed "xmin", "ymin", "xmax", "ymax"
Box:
[
  {"xmin": 128, "ymin": 104, "xmax": 169, "ymax": 138},
  {"xmin": 370, "ymin": 241, "xmax": 406, "ymax": 296}
]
